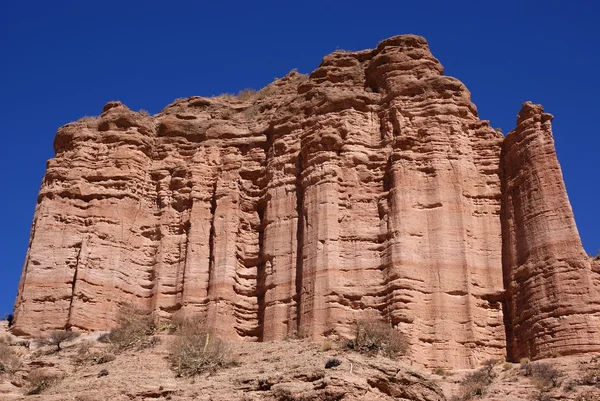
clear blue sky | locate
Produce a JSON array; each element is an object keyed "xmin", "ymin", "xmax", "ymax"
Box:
[{"xmin": 1, "ymin": 1, "xmax": 598, "ymax": 317}]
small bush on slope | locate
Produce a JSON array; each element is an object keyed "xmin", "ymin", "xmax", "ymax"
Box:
[
  {"xmin": 73, "ymin": 340, "xmax": 116, "ymax": 365},
  {"xmin": 26, "ymin": 369, "xmax": 62, "ymax": 395},
  {"xmin": 98, "ymin": 304, "xmax": 155, "ymax": 352},
  {"xmin": 0, "ymin": 343, "xmax": 20, "ymax": 373},
  {"xmin": 521, "ymin": 361, "xmax": 561, "ymax": 390},
  {"xmin": 41, "ymin": 330, "xmax": 80, "ymax": 352},
  {"xmin": 452, "ymin": 362, "xmax": 496, "ymax": 400},
  {"xmin": 169, "ymin": 316, "xmax": 233, "ymax": 377},
  {"xmin": 346, "ymin": 319, "xmax": 408, "ymax": 358}
]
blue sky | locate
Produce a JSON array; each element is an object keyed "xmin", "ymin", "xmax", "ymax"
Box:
[{"xmin": 1, "ymin": 1, "xmax": 598, "ymax": 316}]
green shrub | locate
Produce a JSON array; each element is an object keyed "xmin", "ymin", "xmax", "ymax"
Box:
[{"xmin": 346, "ymin": 319, "xmax": 408, "ymax": 358}]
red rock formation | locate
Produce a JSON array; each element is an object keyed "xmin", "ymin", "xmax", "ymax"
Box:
[
  {"xmin": 501, "ymin": 102, "xmax": 600, "ymax": 361},
  {"xmin": 12, "ymin": 35, "xmax": 600, "ymax": 368}
]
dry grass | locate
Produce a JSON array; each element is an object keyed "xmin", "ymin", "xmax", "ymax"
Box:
[
  {"xmin": 168, "ymin": 316, "xmax": 233, "ymax": 377},
  {"xmin": 220, "ymin": 108, "xmax": 234, "ymax": 120},
  {"xmin": 73, "ymin": 340, "xmax": 116, "ymax": 365},
  {"xmin": 76, "ymin": 116, "xmax": 96, "ymax": 124},
  {"xmin": 272, "ymin": 387, "xmax": 344, "ymax": 401},
  {"xmin": 580, "ymin": 355, "xmax": 600, "ymax": 385},
  {"xmin": 26, "ymin": 369, "xmax": 61, "ymax": 395},
  {"xmin": 433, "ymin": 366, "xmax": 454, "ymax": 377},
  {"xmin": 236, "ymin": 88, "xmax": 257, "ymax": 101},
  {"xmin": 320, "ymin": 340, "xmax": 334, "ymax": 352},
  {"xmin": 346, "ymin": 319, "xmax": 408, "ymax": 358},
  {"xmin": 98, "ymin": 304, "xmax": 155, "ymax": 352},
  {"xmin": 0, "ymin": 343, "xmax": 20, "ymax": 374}
]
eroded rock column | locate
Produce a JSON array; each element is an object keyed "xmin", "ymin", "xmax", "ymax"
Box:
[{"xmin": 501, "ymin": 102, "xmax": 600, "ymax": 360}]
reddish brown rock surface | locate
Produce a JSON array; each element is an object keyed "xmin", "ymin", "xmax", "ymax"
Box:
[
  {"xmin": 12, "ymin": 35, "xmax": 600, "ymax": 368},
  {"xmin": 500, "ymin": 102, "xmax": 600, "ymax": 361}
]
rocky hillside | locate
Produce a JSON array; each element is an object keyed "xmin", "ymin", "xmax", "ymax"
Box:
[
  {"xmin": 3, "ymin": 321, "xmax": 600, "ymax": 401},
  {"xmin": 11, "ymin": 34, "xmax": 600, "ymax": 370}
]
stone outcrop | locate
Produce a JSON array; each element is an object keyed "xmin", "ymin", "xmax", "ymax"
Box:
[
  {"xmin": 500, "ymin": 102, "xmax": 600, "ymax": 360},
  {"xmin": 12, "ymin": 35, "xmax": 600, "ymax": 368}
]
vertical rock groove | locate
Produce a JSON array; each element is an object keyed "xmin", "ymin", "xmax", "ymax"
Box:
[
  {"xmin": 207, "ymin": 180, "xmax": 218, "ymax": 306},
  {"xmin": 66, "ymin": 239, "xmax": 84, "ymax": 330},
  {"xmin": 294, "ymin": 154, "xmax": 305, "ymax": 336},
  {"xmin": 256, "ymin": 202, "xmax": 266, "ymax": 341}
]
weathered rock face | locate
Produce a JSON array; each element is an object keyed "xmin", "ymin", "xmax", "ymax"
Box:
[
  {"xmin": 500, "ymin": 102, "xmax": 600, "ymax": 361},
  {"xmin": 12, "ymin": 35, "xmax": 600, "ymax": 368}
]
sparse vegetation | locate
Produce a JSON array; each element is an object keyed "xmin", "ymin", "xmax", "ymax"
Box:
[
  {"xmin": 41, "ymin": 330, "xmax": 80, "ymax": 352},
  {"xmin": 26, "ymin": 369, "xmax": 61, "ymax": 395},
  {"xmin": 503, "ymin": 362, "xmax": 514, "ymax": 371},
  {"xmin": 579, "ymin": 355, "xmax": 600, "ymax": 386},
  {"xmin": 220, "ymin": 108, "xmax": 234, "ymax": 120},
  {"xmin": 0, "ymin": 342, "xmax": 20, "ymax": 374},
  {"xmin": 345, "ymin": 319, "xmax": 408, "ymax": 358},
  {"xmin": 76, "ymin": 116, "xmax": 96, "ymax": 124},
  {"xmin": 243, "ymin": 104, "xmax": 260, "ymax": 119},
  {"xmin": 452, "ymin": 363, "xmax": 496, "ymax": 400},
  {"xmin": 320, "ymin": 340, "xmax": 333, "ymax": 352},
  {"xmin": 98, "ymin": 304, "xmax": 155, "ymax": 352},
  {"xmin": 272, "ymin": 387, "xmax": 344, "ymax": 401},
  {"xmin": 495, "ymin": 127, "xmax": 503, "ymax": 134},
  {"xmin": 237, "ymin": 88, "xmax": 257, "ymax": 101},
  {"xmin": 168, "ymin": 316, "xmax": 233, "ymax": 377},
  {"xmin": 138, "ymin": 109, "xmax": 150, "ymax": 116},
  {"xmin": 433, "ymin": 366, "xmax": 453, "ymax": 377},
  {"xmin": 521, "ymin": 361, "xmax": 561, "ymax": 388},
  {"xmin": 73, "ymin": 340, "xmax": 116, "ymax": 365}
]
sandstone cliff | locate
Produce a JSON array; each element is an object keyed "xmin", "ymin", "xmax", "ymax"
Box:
[
  {"xmin": 500, "ymin": 102, "xmax": 600, "ymax": 360},
  {"xmin": 12, "ymin": 35, "xmax": 600, "ymax": 369}
]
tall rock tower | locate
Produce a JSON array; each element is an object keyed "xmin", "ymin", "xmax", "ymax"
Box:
[{"xmin": 501, "ymin": 101, "xmax": 600, "ymax": 360}]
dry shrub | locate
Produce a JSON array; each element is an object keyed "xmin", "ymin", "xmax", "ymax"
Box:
[
  {"xmin": 320, "ymin": 340, "xmax": 334, "ymax": 352},
  {"xmin": 237, "ymin": 88, "xmax": 256, "ymax": 101},
  {"xmin": 220, "ymin": 109, "xmax": 234, "ymax": 120},
  {"xmin": 503, "ymin": 362, "xmax": 514, "ymax": 371},
  {"xmin": 76, "ymin": 116, "xmax": 96, "ymax": 124},
  {"xmin": 99, "ymin": 304, "xmax": 154, "ymax": 352},
  {"xmin": 521, "ymin": 361, "xmax": 561, "ymax": 390},
  {"xmin": 272, "ymin": 388, "xmax": 344, "ymax": 401},
  {"xmin": 168, "ymin": 317, "xmax": 232, "ymax": 377},
  {"xmin": 433, "ymin": 366, "xmax": 454, "ymax": 377},
  {"xmin": 346, "ymin": 319, "xmax": 408, "ymax": 357},
  {"xmin": 73, "ymin": 340, "xmax": 116, "ymax": 365},
  {"xmin": 26, "ymin": 369, "xmax": 61, "ymax": 395},
  {"xmin": 0, "ymin": 343, "xmax": 20, "ymax": 374},
  {"xmin": 580, "ymin": 355, "xmax": 600, "ymax": 386},
  {"xmin": 41, "ymin": 330, "xmax": 80, "ymax": 352},
  {"xmin": 452, "ymin": 364, "xmax": 495, "ymax": 401}
]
